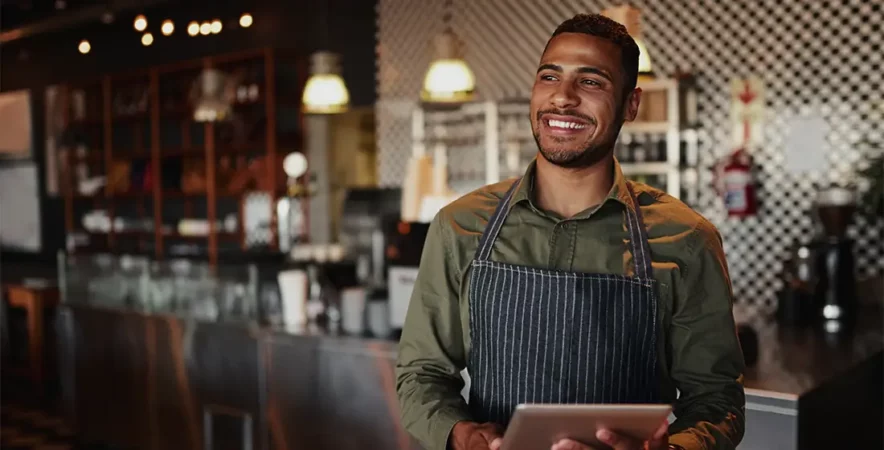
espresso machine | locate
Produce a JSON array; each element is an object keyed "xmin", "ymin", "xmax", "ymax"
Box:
[{"xmin": 811, "ymin": 185, "xmax": 858, "ymax": 328}]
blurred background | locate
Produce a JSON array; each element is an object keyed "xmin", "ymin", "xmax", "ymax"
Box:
[{"xmin": 0, "ymin": 1, "xmax": 881, "ymax": 449}]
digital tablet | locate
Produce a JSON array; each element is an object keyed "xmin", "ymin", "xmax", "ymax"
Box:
[{"xmin": 501, "ymin": 404, "xmax": 672, "ymax": 450}]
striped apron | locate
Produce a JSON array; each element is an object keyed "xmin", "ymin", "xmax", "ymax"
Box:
[{"xmin": 467, "ymin": 178, "xmax": 660, "ymax": 427}]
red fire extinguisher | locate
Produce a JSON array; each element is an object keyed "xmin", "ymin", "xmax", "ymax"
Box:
[{"xmin": 715, "ymin": 148, "xmax": 757, "ymax": 218}]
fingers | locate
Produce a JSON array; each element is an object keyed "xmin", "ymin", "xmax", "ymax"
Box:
[
  {"xmin": 651, "ymin": 420, "xmax": 668, "ymax": 440},
  {"xmin": 595, "ymin": 429, "xmax": 644, "ymax": 450},
  {"xmin": 489, "ymin": 437, "xmax": 502, "ymax": 450},
  {"xmin": 551, "ymin": 439, "xmax": 595, "ymax": 450},
  {"xmin": 647, "ymin": 421, "xmax": 670, "ymax": 450}
]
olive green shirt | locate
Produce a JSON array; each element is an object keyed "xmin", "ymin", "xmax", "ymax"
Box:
[{"xmin": 396, "ymin": 158, "xmax": 746, "ymax": 450}]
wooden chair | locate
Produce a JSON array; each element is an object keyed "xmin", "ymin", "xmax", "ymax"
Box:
[{"xmin": 3, "ymin": 281, "xmax": 60, "ymax": 398}]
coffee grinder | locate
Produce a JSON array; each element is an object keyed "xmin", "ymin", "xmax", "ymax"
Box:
[{"xmin": 811, "ymin": 185, "xmax": 858, "ymax": 329}]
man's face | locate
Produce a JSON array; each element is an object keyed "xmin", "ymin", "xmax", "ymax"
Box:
[{"xmin": 530, "ymin": 32, "xmax": 640, "ymax": 168}]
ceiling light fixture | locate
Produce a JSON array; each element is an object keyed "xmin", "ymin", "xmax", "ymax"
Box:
[
  {"xmin": 421, "ymin": 0, "xmax": 475, "ymax": 103},
  {"xmin": 134, "ymin": 14, "xmax": 147, "ymax": 32},
  {"xmin": 187, "ymin": 21, "xmax": 200, "ymax": 36},
  {"xmin": 302, "ymin": 0, "xmax": 350, "ymax": 114},
  {"xmin": 161, "ymin": 20, "xmax": 174, "ymax": 36},
  {"xmin": 141, "ymin": 32, "xmax": 154, "ymax": 46},
  {"xmin": 302, "ymin": 51, "xmax": 350, "ymax": 114},
  {"xmin": 239, "ymin": 13, "xmax": 253, "ymax": 28},
  {"xmin": 78, "ymin": 40, "xmax": 91, "ymax": 54}
]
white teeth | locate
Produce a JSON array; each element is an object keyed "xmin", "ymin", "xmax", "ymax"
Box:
[{"xmin": 547, "ymin": 119, "xmax": 587, "ymax": 130}]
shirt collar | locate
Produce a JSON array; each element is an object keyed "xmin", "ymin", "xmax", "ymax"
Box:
[{"xmin": 508, "ymin": 157, "xmax": 635, "ymax": 216}]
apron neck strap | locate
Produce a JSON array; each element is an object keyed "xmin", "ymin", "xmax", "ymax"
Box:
[
  {"xmin": 474, "ymin": 177, "xmax": 654, "ymax": 280},
  {"xmin": 475, "ymin": 178, "xmax": 521, "ymax": 262},
  {"xmin": 624, "ymin": 182, "xmax": 654, "ymax": 279}
]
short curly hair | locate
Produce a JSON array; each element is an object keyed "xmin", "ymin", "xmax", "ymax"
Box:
[{"xmin": 547, "ymin": 14, "xmax": 641, "ymax": 98}]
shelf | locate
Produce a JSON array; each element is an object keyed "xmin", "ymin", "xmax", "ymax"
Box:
[
  {"xmin": 621, "ymin": 122, "xmax": 671, "ymax": 134},
  {"xmin": 164, "ymin": 231, "xmax": 240, "ymax": 241},
  {"xmin": 69, "ymin": 118, "xmax": 105, "ymax": 127},
  {"xmin": 636, "ymin": 78, "xmax": 678, "ymax": 92},
  {"xmin": 112, "ymin": 112, "xmax": 150, "ymax": 123},
  {"xmin": 619, "ymin": 161, "xmax": 673, "ymax": 175},
  {"xmin": 60, "ymin": 47, "xmax": 297, "ymax": 264}
]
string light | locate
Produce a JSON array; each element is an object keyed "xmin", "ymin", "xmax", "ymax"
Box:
[
  {"xmin": 199, "ymin": 22, "xmax": 211, "ymax": 35},
  {"xmin": 133, "ymin": 14, "xmax": 147, "ymax": 31},
  {"xmin": 141, "ymin": 32, "xmax": 154, "ymax": 46},
  {"xmin": 78, "ymin": 40, "xmax": 91, "ymax": 54},
  {"xmin": 239, "ymin": 13, "xmax": 253, "ymax": 28},
  {"xmin": 187, "ymin": 21, "xmax": 200, "ymax": 36},
  {"xmin": 161, "ymin": 20, "xmax": 174, "ymax": 36},
  {"xmin": 210, "ymin": 19, "xmax": 222, "ymax": 34}
]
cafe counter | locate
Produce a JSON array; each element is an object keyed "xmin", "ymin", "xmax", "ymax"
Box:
[{"xmin": 56, "ymin": 301, "xmax": 882, "ymax": 450}]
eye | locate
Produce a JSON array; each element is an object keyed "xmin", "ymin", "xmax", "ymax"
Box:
[
  {"xmin": 581, "ymin": 79, "xmax": 601, "ymax": 86},
  {"xmin": 539, "ymin": 74, "xmax": 558, "ymax": 82}
]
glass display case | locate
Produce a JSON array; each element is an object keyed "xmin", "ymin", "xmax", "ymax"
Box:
[{"xmin": 58, "ymin": 252, "xmax": 260, "ymax": 323}]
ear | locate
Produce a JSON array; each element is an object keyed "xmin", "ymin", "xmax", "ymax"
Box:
[{"xmin": 623, "ymin": 87, "xmax": 642, "ymax": 122}]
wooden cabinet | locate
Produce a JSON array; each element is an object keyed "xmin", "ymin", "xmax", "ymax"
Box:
[{"xmin": 56, "ymin": 48, "xmax": 307, "ymax": 266}]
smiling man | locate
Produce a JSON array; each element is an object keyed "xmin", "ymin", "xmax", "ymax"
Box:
[{"xmin": 396, "ymin": 14, "xmax": 745, "ymax": 450}]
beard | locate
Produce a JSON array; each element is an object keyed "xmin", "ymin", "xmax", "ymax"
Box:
[{"xmin": 532, "ymin": 108, "xmax": 622, "ymax": 169}]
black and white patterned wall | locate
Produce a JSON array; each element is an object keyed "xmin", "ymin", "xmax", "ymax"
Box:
[{"xmin": 375, "ymin": 0, "xmax": 883, "ymax": 310}]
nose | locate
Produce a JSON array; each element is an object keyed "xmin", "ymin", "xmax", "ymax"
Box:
[{"xmin": 551, "ymin": 81, "xmax": 579, "ymax": 109}]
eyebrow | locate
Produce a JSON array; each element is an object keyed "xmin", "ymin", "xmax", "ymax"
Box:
[{"xmin": 536, "ymin": 64, "xmax": 613, "ymax": 82}]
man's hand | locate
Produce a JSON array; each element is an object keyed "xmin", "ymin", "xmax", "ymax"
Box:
[
  {"xmin": 550, "ymin": 420, "xmax": 669, "ymax": 450},
  {"xmin": 450, "ymin": 421, "xmax": 504, "ymax": 450}
]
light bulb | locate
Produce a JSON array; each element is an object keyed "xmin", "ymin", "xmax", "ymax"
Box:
[
  {"xmin": 210, "ymin": 19, "xmax": 222, "ymax": 34},
  {"xmin": 239, "ymin": 13, "xmax": 253, "ymax": 28},
  {"xmin": 141, "ymin": 32, "xmax": 154, "ymax": 46},
  {"xmin": 133, "ymin": 14, "xmax": 147, "ymax": 31},
  {"xmin": 161, "ymin": 20, "xmax": 174, "ymax": 36},
  {"xmin": 422, "ymin": 59, "xmax": 475, "ymax": 103},
  {"xmin": 78, "ymin": 40, "xmax": 91, "ymax": 54},
  {"xmin": 199, "ymin": 22, "xmax": 211, "ymax": 35},
  {"xmin": 283, "ymin": 152, "xmax": 308, "ymax": 178},
  {"xmin": 187, "ymin": 21, "xmax": 200, "ymax": 36}
]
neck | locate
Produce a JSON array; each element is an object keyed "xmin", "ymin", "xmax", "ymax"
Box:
[{"xmin": 533, "ymin": 154, "xmax": 615, "ymax": 218}]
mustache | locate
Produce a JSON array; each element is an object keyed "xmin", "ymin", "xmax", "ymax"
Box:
[{"xmin": 536, "ymin": 109, "xmax": 596, "ymax": 125}]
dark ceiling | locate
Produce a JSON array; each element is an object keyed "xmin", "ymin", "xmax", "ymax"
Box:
[
  {"xmin": 0, "ymin": 0, "xmax": 182, "ymax": 43},
  {"xmin": 2, "ymin": 0, "xmax": 110, "ymax": 30}
]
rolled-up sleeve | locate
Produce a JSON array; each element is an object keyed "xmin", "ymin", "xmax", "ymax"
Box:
[
  {"xmin": 668, "ymin": 221, "xmax": 747, "ymax": 450},
  {"xmin": 396, "ymin": 211, "xmax": 472, "ymax": 450}
]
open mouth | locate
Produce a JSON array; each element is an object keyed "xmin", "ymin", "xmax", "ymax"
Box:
[
  {"xmin": 541, "ymin": 114, "xmax": 593, "ymax": 135},
  {"xmin": 546, "ymin": 119, "xmax": 588, "ymax": 130}
]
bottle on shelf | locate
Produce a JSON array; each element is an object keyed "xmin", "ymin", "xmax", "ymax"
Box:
[
  {"xmin": 652, "ymin": 133, "xmax": 667, "ymax": 162},
  {"xmin": 617, "ymin": 134, "xmax": 632, "ymax": 163},
  {"xmin": 632, "ymin": 134, "xmax": 647, "ymax": 163}
]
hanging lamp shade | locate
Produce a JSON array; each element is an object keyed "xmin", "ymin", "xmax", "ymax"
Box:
[
  {"xmin": 602, "ymin": 5, "xmax": 653, "ymax": 76},
  {"xmin": 634, "ymin": 38, "xmax": 652, "ymax": 74},
  {"xmin": 421, "ymin": 30, "xmax": 475, "ymax": 103},
  {"xmin": 302, "ymin": 51, "xmax": 350, "ymax": 114}
]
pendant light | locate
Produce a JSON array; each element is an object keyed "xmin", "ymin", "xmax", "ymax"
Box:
[
  {"xmin": 302, "ymin": 52, "xmax": 350, "ymax": 114},
  {"xmin": 602, "ymin": 5, "xmax": 653, "ymax": 77},
  {"xmin": 302, "ymin": 0, "xmax": 350, "ymax": 114},
  {"xmin": 421, "ymin": 0, "xmax": 475, "ymax": 103}
]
